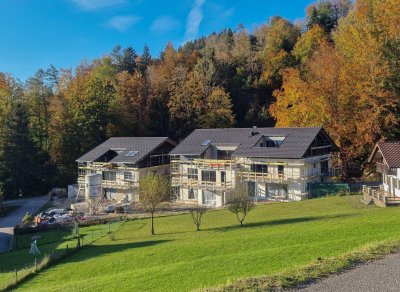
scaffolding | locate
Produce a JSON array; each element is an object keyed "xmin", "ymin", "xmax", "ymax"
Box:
[
  {"xmin": 171, "ymin": 156, "xmax": 340, "ymax": 203},
  {"xmin": 170, "ymin": 158, "xmax": 237, "ymax": 199}
]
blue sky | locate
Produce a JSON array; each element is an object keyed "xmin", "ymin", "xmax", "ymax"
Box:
[{"xmin": 0, "ymin": 0, "xmax": 314, "ymax": 81}]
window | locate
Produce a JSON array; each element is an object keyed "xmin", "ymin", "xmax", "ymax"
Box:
[
  {"xmin": 124, "ymin": 172, "xmax": 133, "ymax": 180},
  {"xmin": 259, "ymin": 136, "xmax": 286, "ymax": 147},
  {"xmin": 188, "ymin": 188, "xmax": 198, "ymax": 199},
  {"xmin": 202, "ymin": 170, "xmax": 216, "ymax": 182},
  {"xmin": 103, "ymin": 171, "xmax": 116, "ymax": 181},
  {"xmin": 125, "ymin": 151, "xmax": 139, "ymax": 157},
  {"xmin": 278, "ymin": 165, "xmax": 284, "ymax": 174},
  {"xmin": 201, "ymin": 140, "xmax": 211, "ymax": 146},
  {"xmin": 221, "ymin": 171, "xmax": 226, "ymax": 183},
  {"xmin": 188, "ymin": 168, "xmax": 198, "ymax": 180},
  {"xmin": 321, "ymin": 161, "xmax": 329, "ymax": 174},
  {"xmin": 202, "ymin": 190, "xmax": 216, "ymax": 206},
  {"xmin": 267, "ymin": 183, "xmax": 288, "ymax": 199},
  {"xmin": 251, "ymin": 164, "xmax": 268, "ymax": 173},
  {"xmin": 217, "ymin": 150, "xmax": 232, "ymax": 160},
  {"xmin": 248, "ymin": 181, "xmax": 256, "ymax": 197},
  {"xmin": 313, "ymin": 163, "xmax": 317, "ymax": 168}
]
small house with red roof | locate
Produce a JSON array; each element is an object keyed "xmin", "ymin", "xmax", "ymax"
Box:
[{"xmin": 365, "ymin": 142, "xmax": 400, "ymax": 206}]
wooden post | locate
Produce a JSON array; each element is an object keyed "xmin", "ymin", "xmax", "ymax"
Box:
[
  {"xmin": 15, "ymin": 269, "xmax": 17, "ymax": 284},
  {"xmin": 35, "ymin": 257, "xmax": 37, "ymax": 272}
]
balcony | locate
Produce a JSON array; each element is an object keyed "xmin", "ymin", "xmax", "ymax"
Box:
[
  {"xmin": 171, "ymin": 177, "xmax": 233, "ymax": 191},
  {"xmin": 376, "ymin": 162, "xmax": 396, "ymax": 175},
  {"xmin": 238, "ymin": 171, "xmax": 289, "ymax": 183},
  {"xmin": 77, "ymin": 177, "xmax": 138, "ymax": 190},
  {"xmin": 171, "ymin": 159, "xmax": 237, "ymax": 172}
]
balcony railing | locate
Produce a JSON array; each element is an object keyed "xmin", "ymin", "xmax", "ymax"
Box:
[
  {"xmin": 376, "ymin": 162, "xmax": 396, "ymax": 175},
  {"xmin": 171, "ymin": 177, "xmax": 233, "ymax": 191},
  {"xmin": 238, "ymin": 171, "xmax": 289, "ymax": 183},
  {"xmin": 171, "ymin": 159, "xmax": 237, "ymax": 172},
  {"xmin": 362, "ymin": 185, "xmax": 400, "ymax": 206},
  {"xmin": 78, "ymin": 177, "xmax": 138, "ymax": 190}
]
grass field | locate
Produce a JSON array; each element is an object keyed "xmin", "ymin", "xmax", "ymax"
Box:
[
  {"xmin": 0, "ymin": 221, "xmax": 122, "ymax": 290},
  {"xmin": 6, "ymin": 195, "xmax": 400, "ymax": 291}
]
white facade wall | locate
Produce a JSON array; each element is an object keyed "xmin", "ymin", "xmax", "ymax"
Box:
[
  {"xmin": 83, "ymin": 164, "xmax": 170, "ymax": 202},
  {"xmin": 176, "ymin": 154, "xmax": 331, "ymax": 207},
  {"xmin": 382, "ymin": 170, "xmax": 400, "ymax": 197}
]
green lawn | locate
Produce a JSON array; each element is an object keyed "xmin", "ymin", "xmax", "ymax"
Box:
[
  {"xmin": 0, "ymin": 221, "xmax": 121, "ymax": 290},
  {"xmin": 7, "ymin": 195, "xmax": 400, "ymax": 291}
]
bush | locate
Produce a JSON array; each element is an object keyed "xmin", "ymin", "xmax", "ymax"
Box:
[{"xmin": 22, "ymin": 212, "xmax": 34, "ymax": 225}]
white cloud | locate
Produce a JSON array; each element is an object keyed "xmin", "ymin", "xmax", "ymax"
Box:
[
  {"xmin": 184, "ymin": 0, "xmax": 206, "ymax": 41},
  {"xmin": 151, "ymin": 16, "xmax": 180, "ymax": 33},
  {"xmin": 107, "ymin": 15, "xmax": 141, "ymax": 32},
  {"xmin": 71, "ymin": 0, "xmax": 127, "ymax": 10},
  {"xmin": 220, "ymin": 7, "xmax": 234, "ymax": 19}
]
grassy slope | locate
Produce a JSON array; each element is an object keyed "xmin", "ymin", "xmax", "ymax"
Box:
[
  {"xmin": 13, "ymin": 196, "xmax": 400, "ymax": 291},
  {"xmin": 0, "ymin": 223, "xmax": 120, "ymax": 289}
]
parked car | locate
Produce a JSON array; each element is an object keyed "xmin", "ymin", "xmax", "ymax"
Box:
[{"xmin": 105, "ymin": 204, "xmax": 116, "ymax": 213}]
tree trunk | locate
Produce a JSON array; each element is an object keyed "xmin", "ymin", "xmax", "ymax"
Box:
[
  {"xmin": 151, "ymin": 212, "xmax": 154, "ymax": 235},
  {"xmin": 240, "ymin": 219, "xmax": 243, "ymax": 227}
]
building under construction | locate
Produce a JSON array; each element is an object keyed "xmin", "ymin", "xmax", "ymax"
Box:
[
  {"xmin": 170, "ymin": 127, "xmax": 338, "ymax": 207},
  {"xmin": 76, "ymin": 137, "xmax": 176, "ymax": 204}
]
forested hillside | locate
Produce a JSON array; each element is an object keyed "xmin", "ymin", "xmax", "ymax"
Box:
[{"xmin": 0, "ymin": 0, "xmax": 398, "ymax": 198}]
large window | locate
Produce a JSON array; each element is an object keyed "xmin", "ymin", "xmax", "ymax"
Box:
[
  {"xmin": 221, "ymin": 171, "xmax": 226, "ymax": 183},
  {"xmin": 217, "ymin": 150, "xmax": 233, "ymax": 160},
  {"xmin": 267, "ymin": 183, "xmax": 288, "ymax": 199},
  {"xmin": 202, "ymin": 190, "xmax": 216, "ymax": 206},
  {"xmin": 103, "ymin": 171, "xmax": 116, "ymax": 181},
  {"xmin": 251, "ymin": 164, "xmax": 268, "ymax": 173},
  {"xmin": 202, "ymin": 170, "xmax": 216, "ymax": 182},
  {"xmin": 188, "ymin": 168, "xmax": 198, "ymax": 180}
]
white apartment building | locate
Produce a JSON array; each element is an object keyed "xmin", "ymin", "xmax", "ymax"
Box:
[
  {"xmin": 170, "ymin": 127, "xmax": 338, "ymax": 207},
  {"xmin": 76, "ymin": 137, "xmax": 176, "ymax": 202}
]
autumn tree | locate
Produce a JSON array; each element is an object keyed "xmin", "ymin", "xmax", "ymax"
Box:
[
  {"xmin": 292, "ymin": 25, "xmax": 328, "ymax": 64},
  {"xmin": 168, "ymin": 66, "xmax": 201, "ymax": 138},
  {"xmin": 139, "ymin": 174, "xmax": 171, "ymax": 235},
  {"xmin": 25, "ymin": 67, "xmax": 58, "ymax": 151},
  {"xmin": 201, "ymin": 87, "xmax": 235, "ymax": 128}
]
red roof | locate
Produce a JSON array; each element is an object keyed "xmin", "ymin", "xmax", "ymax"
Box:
[{"xmin": 378, "ymin": 142, "xmax": 400, "ymax": 168}]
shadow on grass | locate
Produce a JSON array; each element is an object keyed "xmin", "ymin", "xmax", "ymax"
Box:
[
  {"xmin": 0, "ymin": 239, "xmax": 173, "ymax": 276},
  {"xmin": 58, "ymin": 240, "xmax": 173, "ymax": 265},
  {"xmin": 208, "ymin": 214, "xmax": 356, "ymax": 233}
]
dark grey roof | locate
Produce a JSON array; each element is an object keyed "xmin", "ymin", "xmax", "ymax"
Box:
[
  {"xmin": 170, "ymin": 127, "xmax": 328, "ymax": 159},
  {"xmin": 77, "ymin": 137, "xmax": 172, "ymax": 164}
]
